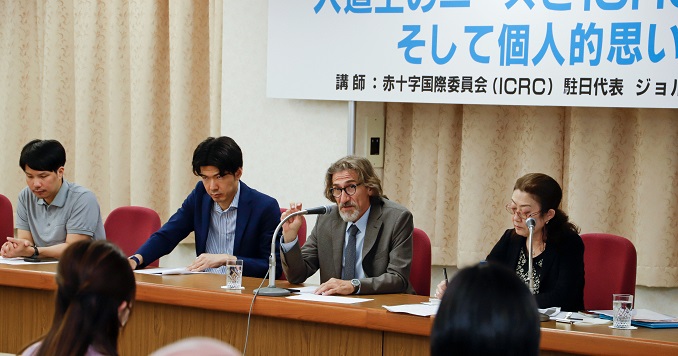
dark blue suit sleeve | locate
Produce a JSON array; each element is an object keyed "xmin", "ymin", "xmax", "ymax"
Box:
[{"xmin": 135, "ymin": 188, "xmax": 198, "ymax": 267}]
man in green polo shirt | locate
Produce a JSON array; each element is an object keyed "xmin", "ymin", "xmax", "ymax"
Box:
[{"xmin": 0, "ymin": 139, "xmax": 105, "ymax": 260}]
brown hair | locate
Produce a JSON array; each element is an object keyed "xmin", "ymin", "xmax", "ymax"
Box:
[
  {"xmin": 514, "ymin": 173, "xmax": 579, "ymax": 242},
  {"xmin": 324, "ymin": 156, "xmax": 384, "ymax": 201},
  {"xmin": 30, "ymin": 240, "xmax": 136, "ymax": 356}
]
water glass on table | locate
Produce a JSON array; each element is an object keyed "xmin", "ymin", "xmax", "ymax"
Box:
[
  {"xmin": 225, "ymin": 259, "xmax": 243, "ymax": 289},
  {"xmin": 612, "ymin": 293, "xmax": 634, "ymax": 329}
]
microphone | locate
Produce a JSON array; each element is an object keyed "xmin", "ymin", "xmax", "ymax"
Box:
[
  {"xmin": 526, "ymin": 216, "xmax": 548, "ymax": 322},
  {"xmin": 254, "ymin": 204, "xmax": 334, "ymax": 297},
  {"xmin": 526, "ymin": 217, "xmax": 536, "ymax": 229},
  {"xmin": 301, "ymin": 204, "xmax": 335, "ymax": 215}
]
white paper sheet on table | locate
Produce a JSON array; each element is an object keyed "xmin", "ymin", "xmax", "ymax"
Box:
[
  {"xmin": 383, "ymin": 303, "xmax": 439, "ymax": 317},
  {"xmin": 0, "ymin": 256, "xmax": 58, "ymax": 265},
  {"xmin": 291, "ymin": 286, "xmax": 321, "ymax": 294},
  {"xmin": 286, "ymin": 294, "xmax": 373, "ymax": 304},
  {"xmin": 538, "ymin": 308, "xmax": 610, "ymax": 325},
  {"xmin": 553, "ymin": 311, "xmax": 610, "ymax": 325},
  {"xmin": 593, "ymin": 309, "xmax": 678, "ymax": 322},
  {"xmin": 134, "ymin": 267, "xmax": 204, "ymax": 275}
]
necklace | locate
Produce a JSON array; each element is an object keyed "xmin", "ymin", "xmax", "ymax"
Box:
[{"xmin": 531, "ymin": 240, "xmax": 546, "ymax": 257}]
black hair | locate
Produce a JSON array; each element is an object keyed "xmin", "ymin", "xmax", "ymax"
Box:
[
  {"xmin": 431, "ymin": 262, "xmax": 541, "ymax": 356},
  {"xmin": 19, "ymin": 139, "xmax": 66, "ymax": 172},
  {"xmin": 191, "ymin": 136, "xmax": 243, "ymax": 177}
]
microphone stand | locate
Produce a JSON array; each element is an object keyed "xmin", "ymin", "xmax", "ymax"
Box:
[
  {"xmin": 527, "ymin": 219, "xmax": 535, "ymax": 294},
  {"xmin": 253, "ymin": 210, "xmax": 307, "ymax": 297},
  {"xmin": 526, "ymin": 217, "xmax": 550, "ymax": 322}
]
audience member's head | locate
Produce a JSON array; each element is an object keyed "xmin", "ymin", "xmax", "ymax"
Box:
[
  {"xmin": 431, "ymin": 262, "xmax": 540, "ymax": 356},
  {"xmin": 26, "ymin": 240, "xmax": 136, "ymax": 356},
  {"xmin": 150, "ymin": 337, "xmax": 240, "ymax": 356}
]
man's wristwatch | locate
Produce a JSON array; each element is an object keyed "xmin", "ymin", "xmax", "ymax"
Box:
[
  {"xmin": 128, "ymin": 255, "xmax": 141, "ymax": 269},
  {"xmin": 30, "ymin": 245, "xmax": 39, "ymax": 259},
  {"xmin": 350, "ymin": 279, "xmax": 361, "ymax": 294}
]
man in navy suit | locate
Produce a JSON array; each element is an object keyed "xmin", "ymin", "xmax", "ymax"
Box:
[{"xmin": 128, "ymin": 136, "xmax": 281, "ymax": 278}]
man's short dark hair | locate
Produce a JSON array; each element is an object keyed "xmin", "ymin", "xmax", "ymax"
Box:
[
  {"xmin": 19, "ymin": 139, "xmax": 67, "ymax": 173},
  {"xmin": 191, "ymin": 137, "xmax": 243, "ymax": 176}
]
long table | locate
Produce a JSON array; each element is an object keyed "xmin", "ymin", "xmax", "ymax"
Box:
[{"xmin": 1, "ymin": 263, "xmax": 677, "ymax": 355}]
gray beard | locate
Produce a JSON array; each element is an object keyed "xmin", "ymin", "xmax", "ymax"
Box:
[{"xmin": 339, "ymin": 208, "xmax": 360, "ymax": 222}]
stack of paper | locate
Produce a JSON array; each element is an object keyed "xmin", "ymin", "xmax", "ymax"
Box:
[
  {"xmin": 382, "ymin": 302, "xmax": 439, "ymax": 317},
  {"xmin": 0, "ymin": 256, "xmax": 58, "ymax": 265},
  {"xmin": 134, "ymin": 267, "xmax": 203, "ymax": 275},
  {"xmin": 593, "ymin": 309, "xmax": 678, "ymax": 328}
]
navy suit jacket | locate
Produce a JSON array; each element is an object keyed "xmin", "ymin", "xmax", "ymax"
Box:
[{"xmin": 136, "ymin": 180, "xmax": 281, "ymax": 278}]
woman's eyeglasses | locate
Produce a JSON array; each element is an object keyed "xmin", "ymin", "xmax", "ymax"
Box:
[{"xmin": 505, "ymin": 203, "xmax": 540, "ymax": 220}]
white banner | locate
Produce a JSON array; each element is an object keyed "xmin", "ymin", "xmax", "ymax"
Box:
[{"xmin": 267, "ymin": 0, "xmax": 678, "ymax": 108}]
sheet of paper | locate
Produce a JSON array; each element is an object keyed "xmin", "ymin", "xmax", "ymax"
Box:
[
  {"xmin": 552, "ymin": 311, "xmax": 587, "ymax": 320},
  {"xmin": 286, "ymin": 294, "xmax": 373, "ymax": 304},
  {"xmin": 0, "ymin": 256, "xmax": 58, "ymax": 265},
  {"xmin": 538, "ymin": 307, "xmax": 560, "ymax": 316},
  {"xmin": 292, "ymin": 286, "xmax": 321, "ymax": 294},
  {"xmin": 383, "ymin": 303, "xmax": 438, "ymax": 317},
  {"xmin": 134, "ymin": 267, "xmax": 204, "ymax": 275},
  {"xmin": 574, "ymin": 318, "xmax": 611, "ymax": 325},
  {"xmin": 593, "ymin": 309, "xmax": 677, "ymax": 321}
]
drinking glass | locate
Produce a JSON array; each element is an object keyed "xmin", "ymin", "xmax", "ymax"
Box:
[
  {"xmin": 225, "ymin": 259, "xmax": 243, "ymax": 289},
  {"xmin": 612, "ymin": 294, "xmax": 634, "ymax": 328}
]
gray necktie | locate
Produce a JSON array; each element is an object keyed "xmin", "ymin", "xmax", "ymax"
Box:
[{"xmin": 342, "ymin": 224, "xmax": 359, "ymax": 280}]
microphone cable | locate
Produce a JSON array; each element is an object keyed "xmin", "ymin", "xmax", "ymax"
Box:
[{"xmin": 242, "ymin": 269, "xmax": 269, "ymax": 356}]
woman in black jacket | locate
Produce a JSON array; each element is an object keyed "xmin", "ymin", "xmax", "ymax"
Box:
[
  {"xmin": 487, "ymin": 172, "xmax": 584, "ymax": 311},
  {"xmin": 435, "ymin": 173, "xmax": 584, "ymax": 311}
]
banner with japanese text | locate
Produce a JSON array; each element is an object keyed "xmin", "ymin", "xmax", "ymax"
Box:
[{"xmin": 267, "ymin": 0, "xmax": 678, "ymax": 108}]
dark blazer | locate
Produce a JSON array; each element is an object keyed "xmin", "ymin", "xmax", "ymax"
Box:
[
  {"xmin": 281, "ymin": 196, "xmax": 415, "ymax": 294},
  {"xmin": 487, "ymin": 228, "xmax": 585, "ymax": 311},
  {"xmin": 136, "ymin": 181, "xmax": 281, "ymax": 278}
]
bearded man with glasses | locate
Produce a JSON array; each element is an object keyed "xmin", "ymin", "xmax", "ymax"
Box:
[{"xmin": 280, "ymin": 156, "xmax": 415, "ymax": 295}]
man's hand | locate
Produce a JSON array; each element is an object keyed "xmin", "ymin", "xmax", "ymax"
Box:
[
  {"xmin": 281, "ymin": 202, "xmax": 303, "ymax": 243},
  {"xmin": 0, "ymin": 240, "xmax": 14, "ymax": 257},
  {"xmin": 187, "ymin": 253, "xmax": 234, "ymax": 272},
  {"xmin": 434, "ymin": 279, "xmax": 448, "ymax": 299},
  {"xmin": 1, "ymin": 237, "xmax": 32, "ymax": 258},
  {"xmin": 314, "ymin": 278, "xmax": 355, "ymax": 296}
]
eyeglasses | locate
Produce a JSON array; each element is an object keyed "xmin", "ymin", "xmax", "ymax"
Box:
[
  {"xmin": 330, "ymin": 183, "xmax": 362, "ymax": 198},
  {"xmin": 505, "ymin": 203, "xmax": 540, "ymax": 220}
]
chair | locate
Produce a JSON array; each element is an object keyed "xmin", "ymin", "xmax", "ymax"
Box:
[
  {"xmin": 581, "ymin": 233, "xmax": 637, "ymax": 310},
  {"xmin": 278, "ymin": 208, "xmax": 307, "ymax": 280},
  {"xmin": 104, "ymin": 206, "xmax": 162, "ymax": 267},
  {"xmin": 410, "ymin": 227, "xmax": 432, "ymax": 296},
  {"xmin": 0, "ymin": 194, "xmax": 13, "ymax": 239}
]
